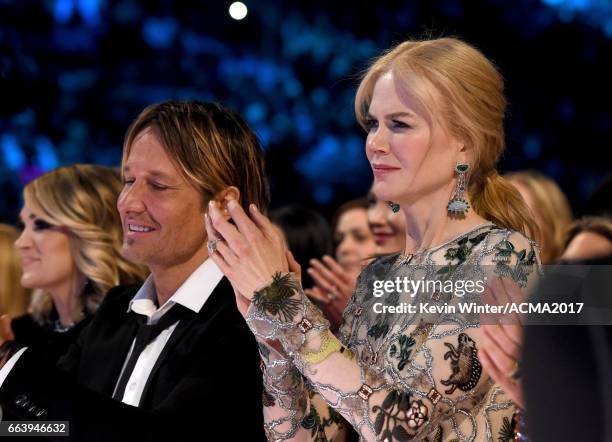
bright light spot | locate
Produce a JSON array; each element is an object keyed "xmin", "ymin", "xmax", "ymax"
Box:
[{"xmin": 229, "ymin": 2, "xmax": 248, "ymax": 20}]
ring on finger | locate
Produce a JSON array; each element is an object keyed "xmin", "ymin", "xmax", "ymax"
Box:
[
  {"xmin": 506, "ymin": 360, "xmax": 521, "ymax": 380},
  {"xmin": 207, "ymin": 238, "xmax": 222, "ymax": 254},
  {"xmin": 327, "ymin": 291, "xmax": 339, "ymax": 301}
]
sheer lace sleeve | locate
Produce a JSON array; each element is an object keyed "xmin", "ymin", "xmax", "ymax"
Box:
[{"xmin": 248, "ymin": 225, "xmax": 541, "ymax": 441}]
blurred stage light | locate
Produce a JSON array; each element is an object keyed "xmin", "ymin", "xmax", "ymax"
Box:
[{"xmin": 229, "ymin": 2, "xmax": 248, "ymax": 20}]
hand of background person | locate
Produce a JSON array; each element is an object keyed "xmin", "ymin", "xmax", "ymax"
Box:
[
  {"xmin": 306, "ymin": 255, "xmax": 356, "ymax": 307},
  {"xmin": 304, "ymin": 256, "xmax": 357, "ymax": 328},
  {"xmin": 478, "ymin": 277, "xmax": 526, "ymax": 409}
]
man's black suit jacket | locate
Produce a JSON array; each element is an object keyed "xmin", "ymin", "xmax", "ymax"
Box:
[{"xmin": 0, "ymin": 277, "xmax": 267, "ymax": 441}]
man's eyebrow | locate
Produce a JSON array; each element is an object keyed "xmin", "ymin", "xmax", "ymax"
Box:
[{"xmin": 122, "ymin": 167, "xmax": 174, "ymax": 181}]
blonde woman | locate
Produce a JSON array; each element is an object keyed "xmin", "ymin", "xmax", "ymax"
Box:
[
  {"xmin": 507, "ymin": 170, "xmax": 572, "ymax": 263},
  {"xmin": 206, "ymin": 37, "xmax": 541, "ymax": 441},
  {"xmin": 8, "ymin": 165, "xmax": 147, "ymax": 361},
  {"xmin": 0, "ymin": 224, "xmax": 30, "ymax": 318}
]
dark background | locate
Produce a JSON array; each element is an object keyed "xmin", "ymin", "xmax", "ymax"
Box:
[{"xmin": 1, "ymin": 0, "xmax": 611, "ymax": 223}]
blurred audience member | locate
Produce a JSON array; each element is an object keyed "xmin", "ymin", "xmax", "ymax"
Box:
[
  {"xmin": 306, "ymin": 198, "xmax": 376, "ymax": 332},
  {"xmin": 561, "ymin": 216, "xmax": 612, "ymax": 262},
  {"xmin": 507, "ymin": 170, "xmax": 572, "ymax": 263},
  {"xmin": 367, "ymin": 189, "xmax": 406, "ymax": 254},
  {"xmin": 0, "ymin": 224, "xmax": 30, "ymax": 318},
  {"xmin": 7, "ymin": 164, "xmax": 147, "ymax": 363},
  {"xmin": 269, "ymin": 204, "xmax": 333, "ymax": 290}
]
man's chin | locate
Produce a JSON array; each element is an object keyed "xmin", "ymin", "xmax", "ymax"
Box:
[{"xmin": 121, "ymin": 244, "xmax": 149, "ymax": 265}]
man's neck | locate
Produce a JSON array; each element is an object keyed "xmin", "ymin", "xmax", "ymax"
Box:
[{"xmin": 149, "ymin": 249, "xmax": 209, "ymax": 306}]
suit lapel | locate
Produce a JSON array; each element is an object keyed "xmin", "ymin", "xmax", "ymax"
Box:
[
  {"xmin": 82, "ymin": 301, "xmax": 141, "ymax": 396},
  {"xmin": 138, "ymin": 277, "xmax": 234, "ymax": 407}
]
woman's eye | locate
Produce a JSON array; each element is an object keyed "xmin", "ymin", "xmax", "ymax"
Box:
[
  {"xmin": 123, "ymin": 178, "xmax": 135, "ymax": 186},
  {"xmin": 354, "ymin": 233, "xmax": 368, "ymax": 242},
  {"xmin": 364, "ymin": 118, "xmax": 378, "ymax": 131},
  {"xmin": 392, "ymin": 120, "xmax": 411, "ymax": 129},
  {"xmin": 33, "ymin": 219, "xmax": 54, "ymax": 231},
  {"xmin": 16, "ymin": 220, "xmax": 25, "ymax": 231}
]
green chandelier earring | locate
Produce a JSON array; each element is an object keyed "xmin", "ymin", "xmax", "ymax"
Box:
[
  {"xmin": 447, "ymin": 163, "xmax": 470, "ymax": 216},
  {"xmin": 387, "ymin": 201, "xmax": 400, "ymax": 213}
]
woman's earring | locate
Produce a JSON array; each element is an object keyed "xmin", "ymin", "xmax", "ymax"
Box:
[
  {"xmin": 447, "ymin": 163, "xmax": 470, "ymax": 217},
  {"xmin": 387, "ymin": 201, "xmax": 400, "ymax": 213}
]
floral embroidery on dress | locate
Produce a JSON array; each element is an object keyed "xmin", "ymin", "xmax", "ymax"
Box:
[{"xmin": 249, "ymin": 224, "xmax": 541, "ymax": 442}]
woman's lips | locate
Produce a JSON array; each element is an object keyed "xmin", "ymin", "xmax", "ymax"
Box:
[
  {"xmin": 372, "ymin": 164, "xmax": 400, "ymax": 176},
  {"xmin": 20, "ymin": 257, "xmax": 40, "ymax": 267},
  {"xmin": 373, "ymin": 233, "xmax": 395, "ymax": 245}
]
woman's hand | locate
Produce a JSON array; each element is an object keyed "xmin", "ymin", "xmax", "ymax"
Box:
[
  {"xmin": 306, "ymin": 255, "xmax": 356, "ymax": 307},
  {"xmin": 204, "ymin": 199, "xmax": 290, "ymax": 301},
  {"xmin": 304, "ymin": 256, "xmax": 357, "ymax": 329},
  {"xmin": 478, "ymin": 277, "xmax": 526, "ymax": 409}
]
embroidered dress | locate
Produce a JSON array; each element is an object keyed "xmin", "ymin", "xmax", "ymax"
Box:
[{"xmin": 248, "ymin": 224, "xmax": 540, "ymax": 441}]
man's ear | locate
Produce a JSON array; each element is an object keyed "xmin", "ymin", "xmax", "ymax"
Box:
[{"xmin": 212, "ymin": 186, "xmax": 241, "ymax": 221}]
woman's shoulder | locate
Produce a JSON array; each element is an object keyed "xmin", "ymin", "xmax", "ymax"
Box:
[
  {"xmin": 359, "ymin": 253, "xmax": 400, "ymax": 280},
  {"xmin": 480, "ymin": 225, "xmax": 540, "ymax": 263},
  {"xmin": 474, "ymin": 224, "xmax": 542, "ymax": 288}
]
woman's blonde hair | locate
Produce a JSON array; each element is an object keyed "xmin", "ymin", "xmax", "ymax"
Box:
[
  {"xmin": 506, "ymin": 171, "xmax": 573, "ymax": 263},
  {"xmin": 24, "ymin": 164, "xmax": 148, "ymax": 324},
  {"xmin": 0, "ymin": 224, "xmax": 30, "ymax": 317},
  {"xmin": 355, "ymin": 37, "xmax": 535, "ymax": 236}
]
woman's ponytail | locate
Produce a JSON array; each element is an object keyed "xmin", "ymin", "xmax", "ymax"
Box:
[{"xmin": 470, "ymin": 170, "xmax": 538, "ymax": 241}]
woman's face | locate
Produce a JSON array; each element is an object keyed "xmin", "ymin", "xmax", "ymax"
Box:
[
  {"xmin": 367, "ymin": 192, "xmax": 407, "ymax": 254},
  {"xmin": 365, "ymin": 71, "xmax": 463, "ymax": 207},
  {"xmin": 335, "ymin": 208, "xmax": 376, "ymax": 277},
  {"xmin": 14, "ymin": 200, "xmax": 79, "ymax": 295}
]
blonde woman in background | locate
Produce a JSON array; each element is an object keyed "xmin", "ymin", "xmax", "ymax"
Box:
[
  {"xmin": 507, "ymin": 170, "xmax": 573, "ymax": 263},
  {"xmin": 0, "ymin": 224, "xmax": 30, "ymax": 318},
  {"xmin": 3, "ymin": 164, "xmax": 147, "ymax": 363}
]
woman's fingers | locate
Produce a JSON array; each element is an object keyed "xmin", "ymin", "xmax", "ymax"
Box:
[
  {"xmin": 480, "ymin": 327, "xmax": 518, "ymax": 376},
  {"xmin": 226, "ymin": 199, "xmax": 260, "ymax": 241},
  {"xmin": 307, "ymin": 266, "xmax": 336, "ymax": 293},
  {"xmin": 309, "ymin": 259, "xmax": 346, "ymax": 291},
  {"xmin": 480, "ymin": 347, "xmax": 524, "ymax": 409},
  {"xmin": 304, "ymin": 287, "xmax": 331, "ymax": 305},
  {"xmin": 481, "ymin": 324, "xmax": 521, "ymax": 360},
  {"xmin": 207, "ymin": 201, "xmax": 244, "ymax": 251},
  {"xmin": 321, "ymin": 255, "xmax": 351, "ymax": 284},
  {"xmin": 286, "ymin": 250, "xmax": 302, "ymax": 279},
  {"xmin": 248, "ymin": 204, "xmax": 278, "ymax": 239}
]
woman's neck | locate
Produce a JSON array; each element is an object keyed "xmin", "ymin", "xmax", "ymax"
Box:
[
  {"xmin": 400, "ymin": 185, "xmax": 488, "ymax": 254},
  {"xmin": 49, "ymin": 273, "xmax": 87, "ymax": 327}
]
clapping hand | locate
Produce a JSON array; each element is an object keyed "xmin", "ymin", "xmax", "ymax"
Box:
[
  {"xmin": 478, "ymin": 277, "xmax": 526, "ymax": 409},
  {"xmin": 205, "ymin": 199, "xmax": 302, "ymax": 316}
]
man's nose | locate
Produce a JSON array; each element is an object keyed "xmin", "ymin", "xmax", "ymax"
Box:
[{"xmin": 117, "ymin": 182, "xmax": 146, "ymax": 214}]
